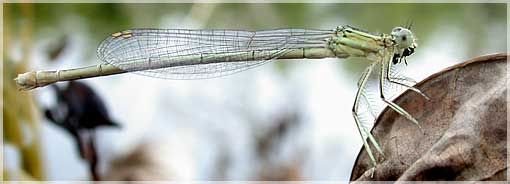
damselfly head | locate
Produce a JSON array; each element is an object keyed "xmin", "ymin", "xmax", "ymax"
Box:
[
  {"xmin": 391, "ymin": 27, "xmax": 417, "ymax": 51},
  {"xmin": 391, "ymin": 27, "xmax": 417, "ymax": 65}
]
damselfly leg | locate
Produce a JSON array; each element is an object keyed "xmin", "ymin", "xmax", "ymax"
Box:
[
  {"xmin": 379, "ymin": 52, "xmax": 424, "ymax": 129},
  {"xmin": 353, "ymin": 49, "xmax": 428, "ymax": 169},
  {"xmin": 386, "ymin": 57, "xmax": 430, "ymax": 100},
  {"xmin": 352, "ymin": 62, "xmax": 384, "ymax": 168}
]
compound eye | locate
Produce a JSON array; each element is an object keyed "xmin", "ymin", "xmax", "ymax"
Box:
[{"xmin": 401, "ymin": 35, "xmax": 407, "ymax": 41}]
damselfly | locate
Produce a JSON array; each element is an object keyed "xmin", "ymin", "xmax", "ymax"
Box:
[{"xmin": 15, "ymin": 25, "xmax": 428, "ymax": 169}]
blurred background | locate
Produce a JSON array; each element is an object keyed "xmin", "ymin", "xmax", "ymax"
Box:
[{"xmin": 3, "ymin": 3, "xmax": 507, "ymax": 181}]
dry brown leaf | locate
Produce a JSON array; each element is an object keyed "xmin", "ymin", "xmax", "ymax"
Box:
[{"xmin": 350, "ymin": 53, "xmax": 508, "ymax": 181}]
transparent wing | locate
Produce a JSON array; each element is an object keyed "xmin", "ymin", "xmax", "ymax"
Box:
[{"xmin": 97, "ymin": 28, "xmax": 333, "ymax": 79}]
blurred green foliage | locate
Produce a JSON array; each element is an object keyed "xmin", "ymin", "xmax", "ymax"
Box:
[
  {"xmin": 4, "ymin": 3, "xmax": 45, "ymax": 181},
  {"xmin": 11, "ymin": 3, "xmax": 506, "ymax": 76}
]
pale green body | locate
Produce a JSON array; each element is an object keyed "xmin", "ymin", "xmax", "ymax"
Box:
[
  {"xmin": 15, "ymin": 26, "xmax": 428, "ymax": 173},
  {"xmin": 16, "ymin": 26, "xmax": 392, "ymax": 89}
]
